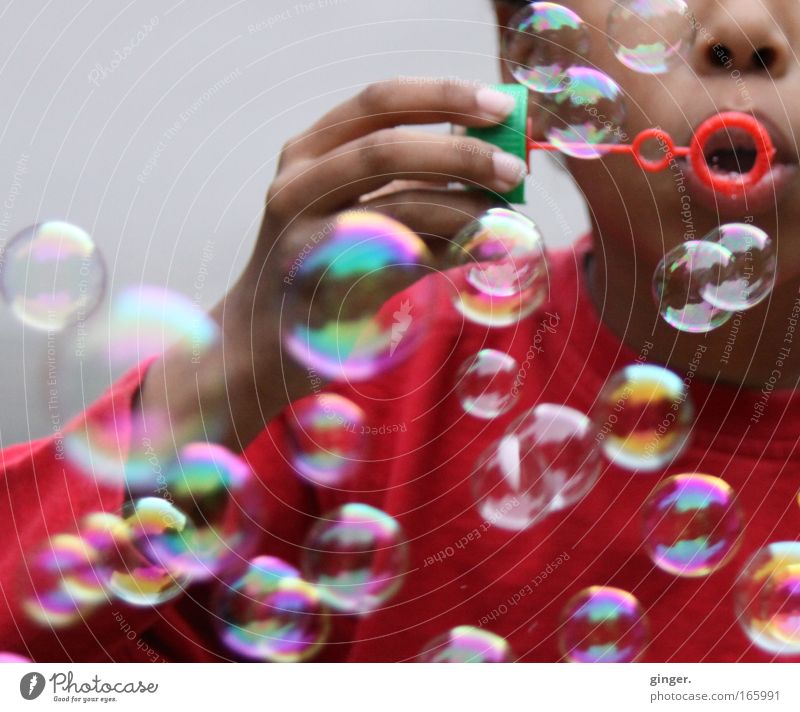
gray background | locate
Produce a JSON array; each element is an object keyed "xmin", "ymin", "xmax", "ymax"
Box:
[{"xmin": 0, "ymin": 0, "xmax": 588, "ymax": 445}]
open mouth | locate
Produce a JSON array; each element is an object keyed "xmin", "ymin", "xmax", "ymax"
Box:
[
  {"xmin": 703, "ymin": 127, "xmax": 759, "ymax": 176},
  {"xmin": 680, "ymin": 112, "xmax": 799, "ymax": 217}
]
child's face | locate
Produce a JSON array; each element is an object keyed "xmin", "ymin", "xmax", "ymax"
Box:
[{"xmin": 495, "ymin": 1, "xmax": 800, "ymax": 282}]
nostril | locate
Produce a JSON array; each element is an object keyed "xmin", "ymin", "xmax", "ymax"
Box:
[
  {"xmin": 709, "ymin": 43, "xmax": 733, "ymax": 67},
  {"xmin": 753, "ymin": 47, "xmax": 777, "ymax": 70}
]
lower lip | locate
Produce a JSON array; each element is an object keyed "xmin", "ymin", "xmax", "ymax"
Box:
[{"xmin": 681, "ymin": 159, "xmax": 798, "ymax": 217}]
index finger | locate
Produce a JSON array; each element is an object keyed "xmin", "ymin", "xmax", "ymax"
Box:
[{"xmin": 286, "ymin": 77, "xmax": 519, "ymax": 160}]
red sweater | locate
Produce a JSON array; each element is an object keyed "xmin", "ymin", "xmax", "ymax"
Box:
[{"xmin": 2, "ymin": 237, "xmax": 799, "ymax": 663}]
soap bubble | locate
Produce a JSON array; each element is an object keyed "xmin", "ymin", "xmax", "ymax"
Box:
[
  {"xmin": 642, "ymin": 474, "xmax": 744, "ymax": 577},
  {"xmin": 22, "ymin": 534, "xmax": 105, "ymax": 628},
  {"xmin": 134, "ymin": 444, "xmax": 264, "ymax": 580},
  {"xmin": 592, "ymin": 364, "xmax": 694, "ymax": 471},
  {"xmin": 215, "ymin": 556, "xmax": 330, "ymax": 662},
  {"xmin": 100, "ymin": 501, "xmax": 192, "ymax": 607},
  {"xmin": 0, "ymin": 221, "xmax": 105, "ymax": 331},
  {"xmin": 301, "ymin": 503, "xmax": 409, "ymax": 613},
  {"xmin": 445, "ymin": 208, "xmax": 549, "ymax": 328},
  {"xmin": 456, "ymin": 349, "xmax": 520, "ymax": 419},
  {"xmin": 503, "ymin": 2, "xmax": 591, "ymax": 93},
  {"xmin": 286, "ymin": 393, "xmax": 366, "ymax": 487},
  {"xmin": 0, "ymin": 653, "xmax": 31, "ymax": 662},
  {"xmin": 282, "ymin": 211, "xmax": 434, "ymax": 381},
  {"xmin": 60, "ymin": 286, "xmax": 220, "ymax": 485},
  {"xmin": 538, "ymin": 67, "xmax": 627, "ymax": 159},
  {"xmin": 417, "ymin": 626, "xmax": 513, "ymax": 662},
  {"xmin": 701, "ymin": 224, "xmax": 776, "ymax": 311},
  {"xmin": 608, "ymin": 0, "xmax": 696, "ymax": 74},
  {"xmin": 559, "ymin": 586, "xmax": 650, "ymax": 662},
  {"xmin": 472, "ymin": 404, "xmax": 601, "ymax": 531},
  {"xmin": 734, "ymin": 542, "xmax": 800, "ymax": 655},
  {"xmin": 653, "ymin": 241, "xmax": 735, "ymax": 333}
]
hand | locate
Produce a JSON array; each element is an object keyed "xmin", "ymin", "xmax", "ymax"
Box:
[{"xmin": 141, "ymin": 78, "xmax": 528, "ymax": 450}]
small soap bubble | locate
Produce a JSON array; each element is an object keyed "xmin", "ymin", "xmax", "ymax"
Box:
[
  {"xmin": 537, "ymin": 67, "xmax": 627, "ymax": 159},
  {"xmin": 472, "ymin": 404, "xmax": 601, "ymax": 531},
  {"xmin": 503, "ymin": 2, "xmax": 592, "ymax": 93},
  {"xmin": 653, "ymin": 241, "xmax": 735, "ymax": 333},
  {"xmin": 445, "ymin": 208, "xmax": 549, "ymax": 328},
  {"xmin": 0, "ymin": 652, "xmax": 31, "ymax": 662},
  {"xmin": 215, "ymin": 556, "xmax": 330, "ymax": 662},
  {"xmin": 136, "ymin": 444, "xmax": 264, "ymax": 580},
  {"xmin": 417, "ymin": 626, "xmax": 512, "ymax": 662},
  {"xmin": 0, "ymin": 222, "xmax": 105, "ymax": 331},
  {"xmin": 301, "ymin": 503, "xmax": 409, "ymax": 614},
  {"xmin": 592, "ymin": 364, "xmax": 694, "ymax": 471},
  {"xmin": 22, "ymin": 534, "xmax": 105, "ymax": 628},
  {"xmin": 608, "ymin": 0, "xmax": 696, "ymax": 74},
  {"xmin": 701, "ymin": 223, "xmax": 776, "ymax": 311},
  {"xmin": 456, "ymin": 349, "xmax": 520, "ymax": 419},
  {"xmin": 100, "ymin": 501, "xmax": 192, "ymax": 607},
  {"xmin": 559, "ymin": 586, "xmax": 649, "ymax": 662},
  {"xmin": 282, "ymin": 211, "xmax": 434, "ymax": 381},
  {"xmin": 642, "ymin": 474, "xmax": 744, "ymax": 577},
  {"xmin": 734, "ymin": 542, "xmax": 800, "ymax": 656},
  {"xmin": 286, "ymin": 393, "xmax": 366, "ymax": 487}
]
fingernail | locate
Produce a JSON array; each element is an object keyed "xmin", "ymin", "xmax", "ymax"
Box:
[
  {"xmin": 476, "ymin": 87, "xmax": 517, "ymax": 120},
  {"xmin": 493, "ymin": 151, "xmax": 528, "ymax": 189}
]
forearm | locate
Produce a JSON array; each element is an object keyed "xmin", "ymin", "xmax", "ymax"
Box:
[{"xmin": 135, "ymin": 280, "xmax": 315, "ymax": 455}]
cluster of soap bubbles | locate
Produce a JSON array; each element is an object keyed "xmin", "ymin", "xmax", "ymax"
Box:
[
  {"xmin": 653, "ymin": 224, "xmax": 776, "ymax": 332},
  {"xmin": 23, "ymin": 444, "xmax": 262, "ymax": 621},
  {"xmin": 501, "ymin": 1, "xmax": 695, "ymax": 159},
  {"xmin": 470, "ymin": 359, "xmax": 699, "ymax": 531},
  {"xmin": 213, "ymin": 502, "xmax": 408, "ymax": 661}
]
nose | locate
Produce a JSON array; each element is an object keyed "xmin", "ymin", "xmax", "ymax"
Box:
[{"xmin": 691, "ymin": 0, "xmax": 791, "ymax": 77}]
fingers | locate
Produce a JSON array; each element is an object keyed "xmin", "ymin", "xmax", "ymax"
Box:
[
  {"xmin": 282, "ymin": 78, "xmax": 518, "ymax": 161},
  {"xmin": 360, "ymin": 187, "xmax": 504, "ymax": 258},
  {"xmin": 269, "ymin": 130, "xmax": 528, "ymax": 217}
]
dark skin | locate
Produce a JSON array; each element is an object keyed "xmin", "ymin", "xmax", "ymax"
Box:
[
  {"xmin": 495, "ymin": 0, "xmax": 800, "ymax": 390},
  {"xmin": 135, "ymin": 0, "xmax": 800, "ymax": 461}
]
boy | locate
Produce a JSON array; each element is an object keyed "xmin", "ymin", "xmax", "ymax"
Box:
[{"xmin": 1, "ymin": 0, "xmax": 799, "ymax": 661}]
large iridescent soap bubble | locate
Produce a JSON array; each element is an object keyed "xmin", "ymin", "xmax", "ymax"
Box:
[
  {"xmin": 215, "ymin": 556, "xmax": 330, "ymax": 662},
  {"xmin": 642, "ymin": 474, "xmax": 744, "ymax": 577},
  {"xmin": 701, "ymin": 223, "xmax": 776, "ymax": 311},
  {"xmin": 537, "ymin": 68, "xmax": 627, "ymax": 159},
  {"xmin": 135, "ymin": 444, "xmax": 265, "ymax": 580},
  {"xmin": 472, "ymin": 403, "xmax": 601, "ymax": 531},
  {"xmin": 301, "ymin": 503, "xmax": 409, "ymax": 613},
  {"xmin": 282, "ymin": 211, "xmax": 434, "ymax": 381},
  {"xmin": 456, "ymin": 349, "xmax": 521, "ymax": 419},
  {"xmin": 503, "ymin": 2, "xmax": 591, "ymax": 93},
  {"xmin": 286, "ymin": 393, "xmax": 366, "ymax": 487},
  {"xmin": 734, "ymin": 542, "xmax": 800, "ymax": 656},
  {"xmin": 417, "ymin": 626, "xmax": 513, "ymax": 662},
  {"xmin": 592, "ymin": 364, "xmax": 694, "ymax": 471},
  {"xmin": 445, "ymin": 208, "xmax": 549, "ymax": 328},
  {"xmin": 0, "ymin": 221, "xmax": 105, "ymax": 331},
  {"xmin": 653, "ymin": 241, "xmax": 734, "ymax": 332},
  {"xmin": 607, "ymin": 0, "xmax": 696, "ymax": 74},
  {"xmin": 559, "ymin": 586, "xmax": 650, "ymax": 662}
]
